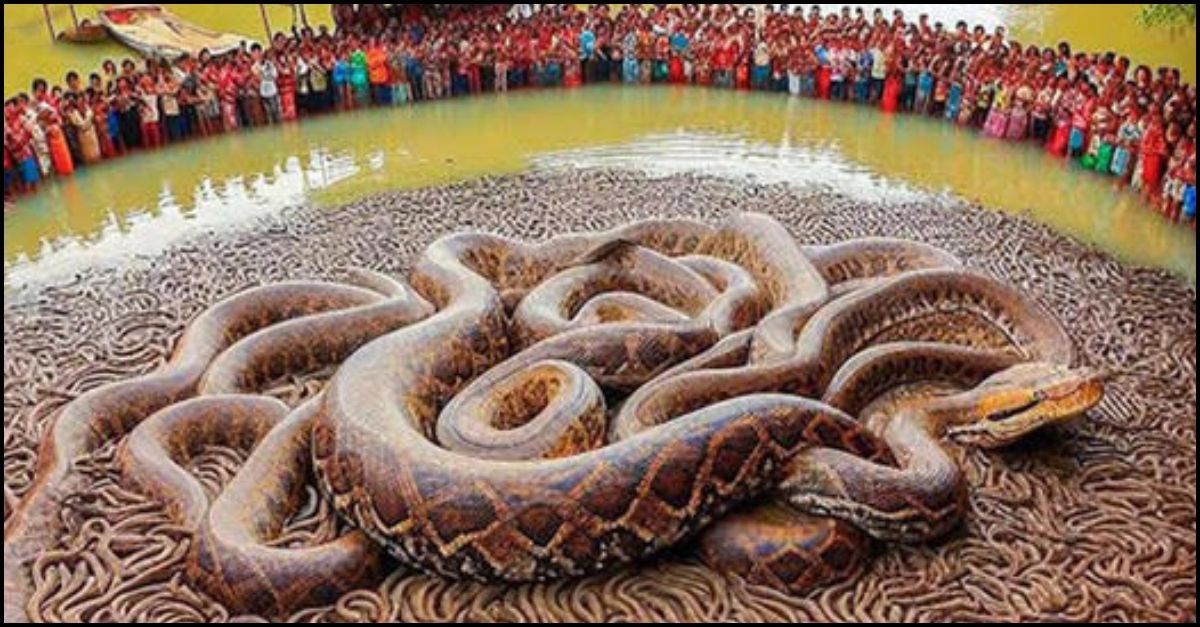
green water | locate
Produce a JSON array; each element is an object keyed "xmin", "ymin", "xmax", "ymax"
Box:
[{"xmin": 5, "ymin": 86, "xmax": 1195, "ymax": 285}]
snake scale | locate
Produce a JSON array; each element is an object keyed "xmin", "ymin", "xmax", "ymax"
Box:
[{"xmin": 3, "ymin": 213, "xmax": 1104, "ymax": 621}]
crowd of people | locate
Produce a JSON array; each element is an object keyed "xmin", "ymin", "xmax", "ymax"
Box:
[{"xmin": 4, "ymin": 4, "xmax": 1196, "ymax": 224}]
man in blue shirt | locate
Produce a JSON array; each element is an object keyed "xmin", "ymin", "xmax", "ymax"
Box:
[{"xmin": 580, "ymin": 27, "xmax": 597, "ymax": 83}]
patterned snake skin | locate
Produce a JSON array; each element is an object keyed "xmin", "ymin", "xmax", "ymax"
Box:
[{"xmin": 3, "ymin": 213, "xmax": 1104, "ymax": 620}]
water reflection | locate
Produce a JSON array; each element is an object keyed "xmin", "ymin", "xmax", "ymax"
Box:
[
  {"xmin": 4, "ymin": 86, "xmax": 1195, "ymax": 286},
  {"xmin": 532, "ymin": 129, "xmax": 924, "ymax": 203}
]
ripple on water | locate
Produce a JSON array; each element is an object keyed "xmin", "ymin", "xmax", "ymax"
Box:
[
  {"xmin": 531, "ymin": 130, "xmax": 927, "ymax": 204},
  {"xmin": 3, "ymin": 87, "xmax": 1194, "ymax": 287}
]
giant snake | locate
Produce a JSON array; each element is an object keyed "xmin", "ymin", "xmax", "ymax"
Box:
[{"xmin": 3, "ymin": 213, "xmax": 1104, "ymax": 621}]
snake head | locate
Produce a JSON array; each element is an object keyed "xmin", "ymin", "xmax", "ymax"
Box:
[{"xmin": 947, "ymin": 362, "xmax": 1107, "ymax": 449}]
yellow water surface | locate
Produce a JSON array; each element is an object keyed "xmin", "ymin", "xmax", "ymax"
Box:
[
  {"xmin": 3, "ymin": 5, "xmax": 1196, "ymax": 285},
  {"xmin": 5, "ymin": 86, "xmax": 1194, "ymax": 285}
]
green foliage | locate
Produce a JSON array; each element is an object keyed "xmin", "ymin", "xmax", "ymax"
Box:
[{"xmin": 1137, "ymin": 4, "xmax": 1197, "ymax": 28}]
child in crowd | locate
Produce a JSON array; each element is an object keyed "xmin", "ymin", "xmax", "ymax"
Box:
[{"xmin": 137, "ymin": 77, "xmax": 162, "ymax": 149}]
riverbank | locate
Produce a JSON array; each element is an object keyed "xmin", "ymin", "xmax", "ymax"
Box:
[{"xmin": 4, "ymin": 170, "xmax": 1194, "ymax": 622}]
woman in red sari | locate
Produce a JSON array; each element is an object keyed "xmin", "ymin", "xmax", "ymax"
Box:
[
  {"xmin": 562, "ymin": 37, "xmax": 582, "ymax": 88},
  {"xmin": 816, "ymin": 43, "xmax": 833, "ymax": 99},
  {"xmin": 668, "ymin": 46, "xmax": 685, "ymax": 84},
  {"xmin": 880, "ymin": 43, "xmax": 902, "ymax": 113},
  {"xmin": 278, "ymin": 53, "xmax": 298, "ymax": 122},
  {"xmin": 1137, "ymin": 116, "xmax": 1167, "ymax": 194},
  {"xmin": 733, "ymin": 36, "xmax": 750, "ymax": 91}
]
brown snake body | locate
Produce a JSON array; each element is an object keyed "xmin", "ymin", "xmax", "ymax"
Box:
[{"xmin": 4, "ymin": 213, "xmax": 1104, "ymax": 620}]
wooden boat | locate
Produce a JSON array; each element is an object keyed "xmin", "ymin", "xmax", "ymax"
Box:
[
  {"xmin": 98, "ymin": 4, "xmax": 249, "ymax": 60},
  {"xmin": 56, "ymin": 21, "xmax": 110, "ymax": 44}
]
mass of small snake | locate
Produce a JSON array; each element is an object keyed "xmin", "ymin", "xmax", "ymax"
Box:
[{"xmin": 4, "ymin": 171, "xmax": 1195, "ymax": 623}]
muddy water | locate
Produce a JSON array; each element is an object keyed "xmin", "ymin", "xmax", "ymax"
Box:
[{"xmin": 5, "ymin": 86, "xmax": 1194, "ymax": 285}]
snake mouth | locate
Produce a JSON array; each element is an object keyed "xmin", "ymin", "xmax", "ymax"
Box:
[{"xmin": 985, "ymin": 398, "xmax": 1041, "ymax": 423}]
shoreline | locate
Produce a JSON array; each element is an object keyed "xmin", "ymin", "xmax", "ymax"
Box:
[
  {"xmin": 3, "ymin": 170, "xmax": 1195, "ymax": 622},
  {"xmin": 6, "ymin": 163, "xmax": 1195, "ymax": 297}
]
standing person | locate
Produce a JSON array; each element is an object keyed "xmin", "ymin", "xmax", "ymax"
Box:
[
  {"xmin": 296, "ymin": 47, "xmax": 313, "ymax": 115},
  {"xmin": 651, "ymin": 33, "xmax": 670, "ymax": 84},
  {"xmin": 8, "ymin": 107, "xmax": 39, "ymax": 191},
  {"xmin": 406, "ymin": 45, "xmax": 425, "ymax": 101},
  {"xmin": 255, "ymin": 46, "xmax": 282, "ymax": 124},
  {"xmin": 967, "ymin": 66, "xmax": 989, "ymax": 125},
  {"xmin": 218, "ymin": 61, "xmax": 240, "ymax": 132},
  {"xmin": 945, "ymin": 65, "xmax": 965, "ymax": 123},
  {"xmin": 240, "ymin": 56, "xmax": 265, "ymax": 127},
  {"xmin": 580, "ymin": 22, "xmax": 597, "ymax": 84},
  {"xmin": 1160, "ymin": 140, "xmax": 1188, "ymax": 220},
  {"xmin": 113, "ymin": 78, "xmax": 140, "ymax": 150},
  {"xmin": 829, "ymin": 38, "xmax": 846, "ymax": 100},
  {"xmin": 176, "ymin": 56, "xmax": 199, "ymax": 139},
  {"xmin": 193, "ymin": 78, "xmax": 217, "ymax": 137},
  {"xmin": 41, "ymin": 108, "xmax": 74, "ymax": 176},
  {"xmin": 733, "ymin": 35, "xmax": 751, "ymax": 91},
  {"xmin": 870, "ymin": 39, "xmax": 888, "ymax": 104},
  {"xmin": 668, "ymin": 27, "xmax": 687, "ymax": 85},
  {"xmin": 1005, "ymin": 79, "xmax": 1033, "ymax": 141},
  {"xmin": 983, "ymin": 79, "xmax": 1010, "ymax": 138},
  {"xmin": 137, "ymin": 76, "xmax": 162, "ymax": 149},
  {"xmin": 278, "ymin": 52, "xmax": 298, "ymax": 121},
  {"xmin": 814, "ymin": 37, "xmax": 832, "ymax": 99},
  {"xmin": 1133, "ymin": 115, "xmax": 1166, "ymax": 194},
  {"xmin": 158, "ymin": 71, "xmax": 184, "ymax": 142},
  {"xmin": 1111, "ymin": 108, "xmax": 1142, "ymax": 181},
  {"xmin": 1047, "ymin": 81, "xmax": 1073, "ymax": 156},
  {"xmin": 495, "ymin": 41, "xmax": 510, "ymax": 93},
  {"xmin": 332, "ymin": 48, "xmax": 352, "ymax": 109},
  {"xmin": 1068, "ymin": 84, "xmax": 1096, "ymax": 158},
  {"xmin": 450, "ymin": 40, "xmax": 470, "ymax": 96},
  {"xmin": 1182, "ymin": 140, "xmax": 1196, "ymax": 224},
  {"xmin": 561, "ymin": 36, "xmax": 582, "ymax": 88},
  {"xmin": 1030, "ymin": 78, "xmax": 1053, "ymax": 141},
  {"xmin": 786, "ymin": 38, "xmax": 804, "ymax": 97},
  {"xmin": 913, "ymin": 57, "xmax": 933, "ymax": 112},
  {"xmin": 900, "ymin": 57, "xmax": 918, "ymax": 111},
  {"xmin": 928, "ymin": 64, "xmax": 949, "ymax": 118},
  {"xmin": 3, "ymin": 129, "xmax": 13, "ymax": 199},
  {"xmin": 880, "ymin": 46, "xmax": 902, "ymax": 114},
  {"xmin": 350, "ymin": 45, "xmax": 370, "ymax": 107},
  {"xmin": 478, "ymin": 33, "xmax": 495, "ymax": 92},
  {"xmin": 389, "ymin": 39, "xmax": 411, "ymax": 105},
  {"xmin": 367, "ymin": 37, "xmax": 392, "ymax": 105},
  {"xmin": 423, "ymin": 47, "xmax": 443, "ymax": 100},
  {"xmin": 66, "ymin": 95, "xmax": 100, "ymax": 164},
  {"xmin": 315, "ymin": 48, "xmax": 335, "ymax": 111},
  {"xmin": 853, "ymin": 45, "xmax": 871, "ymax": 103},
  {"xmin": 636, "ymin": 25, "xmax": 653, "ymax": 84},
  {"xmin": 714, "ymin": 30, "xmax": 734, "ymax": 89},
  {"xmin": 90, "ymin": 90, "xmax": 117, "ymax": 158},
  {"xmin": 751, "ymin": 38, "xmax": 771, "ymax": 91},
  {"xmin": 622, "ymin": 26, "xmax": 639, "ymax": 84},
  {"xmin": 60, "ymin": 75, "xmax": 86, "ymax": 166}
]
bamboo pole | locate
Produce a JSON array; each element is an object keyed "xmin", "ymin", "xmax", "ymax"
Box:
[
  {"xmin": 69, "ymin": 4, "xmax": 80, "ymax": 30},
  {"xmin": 42, "ymin": 4, "xmax": 56, "ymax": 42},
  {"xmin": 259, "ymin": 4, "xmax": 272, "ymax": 40},
  {"xmin": 299, "ymin": 4, "xmax": 309, "ymax": 27}
]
